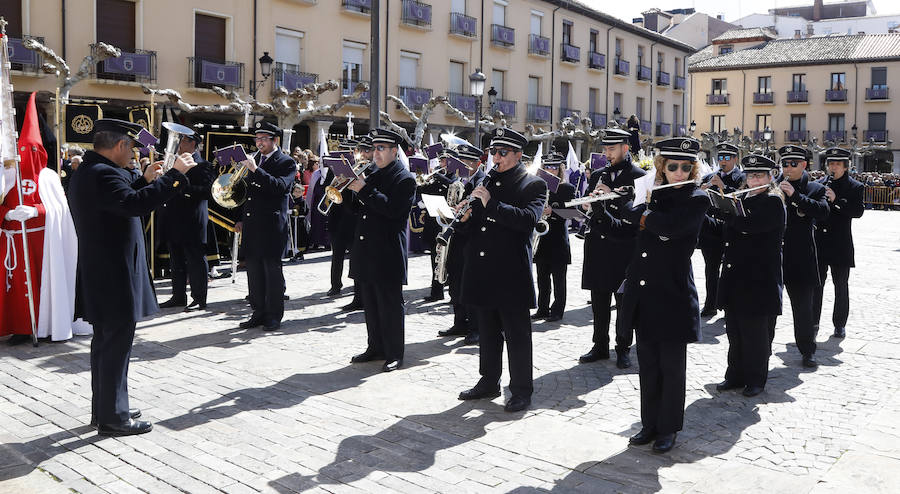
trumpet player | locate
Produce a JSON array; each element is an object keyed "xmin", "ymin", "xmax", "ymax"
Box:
[
  {"xmin": 457, "ymin": 128, "xmax": 547, "ymax": 413},
  {"xmin": 236, "ymin": 121, "xmax": 297, "ymax": 331},
  {"xmin": 346, "ymin": 129, "xmax": 416, "ymax": 372},
  {"xmin": 813, "ymin": 147, "xmax": 864, "ymax": 339},
  {"xmin": 579, "ymin": 128, "xmax": 647, "ymax": 369},
  {"xmin": 532, "ymin": 152, "xmax": 575, "ymax": 322},
  {"xmin": 326, "ymin": 139, "xmax": 362, "ymax": 312},
  {"xmin": 157, "ymin": 132, "xmax": 215, "ymax": 312}
]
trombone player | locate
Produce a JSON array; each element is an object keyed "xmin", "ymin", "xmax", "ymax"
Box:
[{"xmin": 236, "ymin": 121, "xmax": 297, "ymax": 331}]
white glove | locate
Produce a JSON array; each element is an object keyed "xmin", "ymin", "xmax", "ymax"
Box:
[{"xmin": 5, "ymin": 205, "xmax": 38, "ymax": 222}]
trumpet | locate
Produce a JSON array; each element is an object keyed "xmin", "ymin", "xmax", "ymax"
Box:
[
  {"xmin": 160, "ymin": 122, "xmax": 195, "ymax": 172},
  {"xmin": 316, "ymin": 157, "xmax": 371, "ymax": 215},
  {"xmin": 415, "ymin": 167, "xmax": 446, "ymax": 186},
  {"xmin": 564, "ymin": 186, "xmax": 634, "ymax": 207}
]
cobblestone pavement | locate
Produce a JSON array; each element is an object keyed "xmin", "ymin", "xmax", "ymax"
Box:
[{"xmin": 1, "ymin": 211, "xmax": 900, "ymax": 493}]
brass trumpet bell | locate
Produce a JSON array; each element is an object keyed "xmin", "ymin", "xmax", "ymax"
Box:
[{"xmin": 211, "ymin": 172, "xmax": 248, "ymax": 208}]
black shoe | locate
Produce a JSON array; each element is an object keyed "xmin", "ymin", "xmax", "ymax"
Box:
[
  {"xmin": 184, "ymin": 301, "xmax": 207, "ymax": 312},
  {"xmin": 463, "ymin": 332, "xmax": 479, "ymax": 345},
  {"xmin": 159, "ymin": 298, "xmax": 187, "ymax": 309},
  {"xmin": 802, "ymin": 355, "xmax": 819, "ymax": 368},
  {"xmin": 458, "ymin": 386, "xmax": 501, "ymax": 401},
  {"xmin": 350, "ymin": 350, "xmax": 385, "ymax": 363},
  {"xmin": 97, "ymin": 419, "xmax": 153, "ymax": 437},
  {"xmin": 716, "ymin": 379, "xmax": 743, "ymax": 392},
  {"xmin": 91, "ymin": 409, "xmax": 141, "ymax": 428},
  {"xmin": 239, "ymin": 318, "xmax": 264, "ymax": 329},
  {"xmin": 504, "ymin": 395, "xmax": 531, "ymax": 412},
  {"xmin": 438, "ymin": 326, "xmax": 468, "ymax": 337},
  {"xmin": 341, "ymin": 301, "xmax": 364, "ymax": 311},
  {"xmin": 531, "ymin": 312, "xmax": 550, "ymax": 320},
  {"xmin": 742, "ymin": 385, "xmax": 765, "ymax": 397},
  {"xmin": 833, "ymin": 327, "xmax": 846, "ymax": 338},
  {"xmin": 6, "ymin": 334, "xmax": 32, "ymax": 346},
  {"xmin": 616, "ymin": 352, "xmax": 632, "ymax": 369},
  {"xmin": 283, "ymin": 294, "xmax": 290, "ymax": 301},
  {"xmin": 382, "ymin": 360, "xmax": 402, "ymax": 372},
  {"xmin": 629, "ymin": 428, "xmax": 657, "ymax": 445},
  {"xmin": 652, "ymin": 433, "xmax": 677, "ymax": 453},
  {"xmin": 326, "ymin": 287, "xmax": 341, "ymax": 297},
  {"xmin": 423, "ymin": 295, "xmax": 444, "ymax": 303},
  {"xmin": 579, "ymin": 346, "xmax": 610, "ymax": 363},
  {"xmin": 263, "ymin": 321, "xmax": 280, "ymax": 331},
  {"xmin": 700, "ymin": 306, "xmax": 717, "ymax": 317},
  {"xmin": 545, "ymin": 314, "xmax": 563, "ymax": 322}
]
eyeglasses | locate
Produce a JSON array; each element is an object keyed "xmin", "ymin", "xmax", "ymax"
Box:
[
  {"xmin": 666, "ymin": 163, "xmax": 694, "ymax": 173},
  {"xmin": 543, "ymin": 164, "xmax": 560, "ymax": 169},
  {"xmin": 782, "ymin": 160, "xmax": 805, "ymax": 168},
  {"xmin": 253, "ymin": 136, "xmax": 272, "ymax": 142},
  {"xmin": 374, "ymin": 144, "xmax": 395, "ymax": 152},
  {"xmin": 490, "ymin": 148, "xmax": 513, "ymax": 157},
  {"xmin": 717, "ymin": 155, "xmax": 732, "ymax": 161}
]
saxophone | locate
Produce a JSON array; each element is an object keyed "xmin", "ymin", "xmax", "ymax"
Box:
[{"xmin": 531, "ymin": 191, "xmax": 551, "ymax": 253}]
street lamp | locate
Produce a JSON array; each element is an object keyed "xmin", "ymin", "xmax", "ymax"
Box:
[
  {"xmin": 470, "ymin": 69, "xmax": 486, "ymax": 147},
  {"xmin": 613, "ymin": 107, "xmax": 621, "ymax": 124},
  {"xmin": 251, "ymin": 51, "xmax": 275, "ymax": 98},
  {"xmin": 763, "ymin": 126, "xmax": 773, "ymax": 155},
  {"xmin": 851, "ymin": 123, "xmax": 858, "ymax": 139},
  {"xmin": 488, "ymin": 86, "xmax": 498, "ymax": 113},
  {"xmin": 689, "ymin": 120, "xmax": 696, "ymax": 136}
]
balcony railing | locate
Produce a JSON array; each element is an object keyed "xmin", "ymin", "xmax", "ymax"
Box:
[
  {"xmin": 637, "ymin": 65, "xmax": 652, "ymax": 81},
  {"xmin": 491, "ymin": 24, "xmax": 515, "ymax": 46},
  {"xmin": 784, "ymin": 130, "xmax": 809, "ymax": 142},
  {"xmin": 657, "ymin": 71, "xmax": 670, "ymax": 86},
  {"xmin": 588, "ymin": 112, "xmax": 607, "ymax": 127},
  {"xmin": 753, "ymin": 92, "xmax": 774, "ymax": 104},
  {"xmin": 528, "ymin": 34, "xmax": 550, "ymax": 56},
  {"xmin": 674, "ymin": 75, "xmax": 685, "ymax": 90},
  {"xmin": 7, "ymin": 36, "xmax": 44, "ymax": 73},
  {"xmin": 273, "ymin": 65, "xmax": 317, "ymax": 93},
  {"xmin": 706, "ymin": 93, "xmax": 729, "ymax": 105},
  {"xmin": 787, "ymin": 90, "xmax": 808, "ymax": 103},
  {"xmin": 864, "ymin": 130, "xmax": 888, "ymax": 142},
  {"xmin": 342, "ymin": 0, "xmax": 371, "ymax": 14},
  {"xmin": 342, "ymin": 79, "xmax": 370, "ymax": 106},
  {"xmin": 527, "ymin": 104, "xmax": 551, "ymax": 123},
  {"xmin": 188, "ymin": 56, "xmax": 244, "ymax": 90},
  {"xmin": 823, "ymin": 130, "xmax": 847, "ymax": 142},
  {"xmin": 90, "ymin": 45, "xmax": 157, "ymax": 84},
  {"xmin": 449, "ymin": 12, "xmax": 477, "ymax": 37},
  {"xmin": 614, "ymin": 58, "xmax": 630, "ymax": 76},
  {"xmin": 588, "ymin": 52, "xmax": 605, "ymax": 70},
  {"xmin": 676, "ymin": 124, "xmax": 688, "ymax": 136},
  {"xmin": 655, "ymin": 122, "xmax": 671, "ymax": 136},
  {"xmin": 866, "ymin": 87, "xmax": 889, "ymax": 100},
  {"xmin": 640, "ymin": 120, "xmax": 651, "ymax": 134},
  {"xmin": 561, "ymin": 43, "xmax": 580, "ymax": 63},
  {"xmin": 825, "ymin": 89, "xmax": 848, "ymax": 102},
  {"xmin": 447, "ymin": 92, "xmax": 477, "ymax": 114},
  {"xmin": 401, "ymin": 0, "xmax": 432, "ymax": 27},
  {"xmin": 494, "ymin": 99, "xmax": 517, "ymax": 120},
  {"xmin": 752, "ymin": 130, "xmax": 776, "ymax": 142},
  {"xmin": 560, "ymin": 107, "xmax": 580, "ymax": 119},
  {"xmin": 397, "ymin": 86, "xmax": 433, "ymax": 110}
]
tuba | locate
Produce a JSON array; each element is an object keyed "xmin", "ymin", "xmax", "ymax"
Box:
[
  {"xmin": 159, "ymin": 122, "xmax": 195, "ymax": 172},
  {"xmin": 211, "ymin": 145, "xmax": 251, "ymax": 209}
]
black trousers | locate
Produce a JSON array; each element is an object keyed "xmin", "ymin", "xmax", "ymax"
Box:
[
  {"xmin": 536, "ymin": 262, "xmax": 567, "ymax": 316},
  {"xmin": 452, "ymin": 303, "xmax": 478, "ymax": 334},
  {"xmin": 636, "ymin": 338, "xmax": 687, "ymax": 435},
  {"xmin": 168, "ymin": 241, "xmax": 208, "ymax": 304},
  {"xmin": 785, "ymin": 283, "xmax": 817, "ymax": 357},
  {"xmin": 358, "ymin": 280, "xmax": 405, "ymax": 361},
  {"xmin": 475, "ymin": 306, "xmax": 533, "ymax": 397},
  {"xmin": 724, "ymin": 311, "xmax": 776, "ymax": 388},
  {"xmin": 700, "ymin": 243, "xmax": 723, "ymax": 309},
  {"xmin": 330, "ymin": 236, "xmax": 360, "ymax": 302},
  {"xmin": 813, "ymin": 262, "xmax": 851, "ymax": 330},
  {"xmin": 246, "ymin": 255, "xmax": 285, "ymax": 324},
  {"xmin": 591, "ymin": 289, "xmax": 632, "ymax": 352},
  {"xmin": 428, "ymin": 249, "xmax": 445, "ymax": 299},
  {"xmin": 91, "ymin": 318, "xmax": 137, "ymax": 424}
]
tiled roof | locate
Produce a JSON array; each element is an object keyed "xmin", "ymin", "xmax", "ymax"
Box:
[
  {"xmin": 711, "ymin": 27, "xmax": 777, "ymax": 43},
  {"xmin": 689, "ymin": 33, "xmax": 900, "ymax": 72}
]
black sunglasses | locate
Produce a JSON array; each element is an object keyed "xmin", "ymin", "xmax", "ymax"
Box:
[
  {"xmin": 666, "ymin": 163, "xmax": 694, "ymax": 173},
  {"xmin": 717, "ymin": 154, "xmax": 732, "ymax": 161},
  {"xmin": 783, "ymin": 160, "xmax": 804, "ymax": 168},
  {"xmin": 543, "ymin": 164, "xmax": 560, "ymax": 169},
  {"xmin": 490, "ymin": 148, "xmax": 514, "ymax": 157}
]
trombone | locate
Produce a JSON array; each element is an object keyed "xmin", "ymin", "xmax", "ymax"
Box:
[{"xmin": 317, "ymin": 156, "xmax": 370, "ymax": 215}]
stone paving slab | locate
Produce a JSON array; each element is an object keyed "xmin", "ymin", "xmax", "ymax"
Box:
[{"xmin": 0, "ymin": 210, "xmax": 899, "ymax": 493}]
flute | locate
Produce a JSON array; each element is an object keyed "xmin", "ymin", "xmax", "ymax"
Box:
[{"xmin": 564, "ymin": 186, "xmax": 633, "ymax": 207}]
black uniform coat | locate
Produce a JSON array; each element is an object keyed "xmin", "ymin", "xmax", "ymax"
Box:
[
  {"xmin": 240, "ymin": 148, "xmax": 296, "ymax": 259},
  {"xmin": 158, "ymin": 152, "xmax": 215, "ymax": 245},
  {"xmin": 324, "ymin": 167, "xmax": 359, "ymax": 246},
  {"xmin": 815, "ymin": 174, "xmax": 864, "ymax": 267},
  {"xmin": 349, "ymin": 159, "xmax": 416, "ymax": 285},
  {"xmin": 68, "ymin": 151, "xmax": 187, "ymax": 324},
  {"xmin": 717, "ymin": 190, "xmax": 786, "ymax": 315},
  {"xmin": 418, "ymin": 172, "xmax": 452, "ymax": 250},
  {"xmin": 447, "ymin": 169, "xmax": 485, "ymax": 302},
  {"xmin": 782, "ymin": 172, "xmax": 829, "ymax": 286},
  {"xmin": 460, "ymin": 163, "xmax": 548, "ymax": 309},
  {"xmin": 698, "ymin": 166, "xmax": 744, "ymax": 249},
  {"xmin": 581, "ymin": 159, "xmax": 647, "ymax": 291},
  {"xmin": 619, "ymin": 184, "xmax": 709, "ymax": 343},
  {"xmin": 533, "ymin": 182, "xmax": 576, "ymax": 266}
]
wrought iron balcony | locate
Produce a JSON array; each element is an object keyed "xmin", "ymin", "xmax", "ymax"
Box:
[
  {"xmin": 560, "ymin": 107, "xmax": 580, "ymax": 119},
  {"xmin": 588, "ymin": 52, "xmax": 605, "ymax": 70},
  {"xmin": 753, "ymin": 92, "xmax": 774, "ymax": 104},
  {"xmin": 753, "ymin": 130, "xmax": 775, "ymax": 142},
  {"xmin": 7, "ymin": 36, "xmax": 44, "ymax": 74},
  {"xmin": 674, "ymin": 76, "xmax": 685, "ymax": 90},
  {"xmin": 273, "ymin": 64, "xmax": 317, "ymax": 93},
  {"xmin": 637, "ymin": 65, "xmax": 652, "ymax": 81},
  {"xmin": 614, "ymin": 58, "xmax": 630, "ymax": 76},
  {"xmin": 656, "ymin": 71, "xmax": 670, "ymax": 86},
  {"xmin": 864, "ymin": 130, "xmax": 888, "ymax": 142},
  {"xmin": 560, "ymin": 43, "xmax": 580, "ymax": 63},
  {"xmin": 528, "ymin": 34, "xmax": 550, "ymax": 56},
  {"xmin": 706, "ymin": 93, "xmax": 729, "ymax": 105},
  {"xmin": 823, "ymin": 130, "xmax": 847, "ymax": 142},
  {"xmin": 866, "ymin": 87, "xmax": 889, "ymax": 100},
  {"xmin": 401, "ymin": 0, "xmax": 432, "ymax": 27},
  {"xmin": 91, "ymin": 46, "xmax": 157, "ymax": 84},
  {"xmin": 492, "ymin": 24, "xmax": 515, "ymax": 47},
  {"xmin": 640, "ymin": 120, "xmax": 651, "ymax": 134},
  {"xmin": 787, "ymin": 90, "xmax": 808, "ymax": 103},
  {"xmin": 342, "ymin": 0, "xmax": 371, "ymax": 14},
  {"xmin": 655, "ymin": 122, "xmax": 671, "ymax": 136},
  {"xmin": 397, "ymin": 86, "xmax": 432, "ymax": 110},
  {"xmin": 188, "ymin": 56, "xmax": 244, "ymax": 90},
  {"xmin": 342, "ymin": 79, "xmax": 369, "ymax": 106},
  {"xmin": 449, "ymin": 12, "xmax": 477, "ymax": 37},
  {"xmin": 447, "ymin": 92, "xmax": 477, "ymax": 114},
  {"xmin": 825, "ymin": 89, "xmax": 848, "ymax": 102},
  {"xmin": 494, "ymin": 99, "xmax": 517, "ymax": 120},
  {"xmin": 588, "ymin": 112, "xmax": 607, "ymax": 128},
  {"xmin": 784, "ymin": 130, "xmax": 809, "ymax": 142},
  {"xmin": 527, "ymin": 104, "xmax": 551, "ymax": 123}
]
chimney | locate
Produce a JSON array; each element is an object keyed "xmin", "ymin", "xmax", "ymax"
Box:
[{"xmin": 813, "ymin": 0, "xmax": 823, "ymax": 21}]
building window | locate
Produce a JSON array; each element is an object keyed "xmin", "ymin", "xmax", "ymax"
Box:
[
  {"xmin": 712, "ymin": 79, "xmax": 727, "ymax": 95},
  {"xmin": 673, "ymin": 104, "xmax": 680, "ymax": 126},
  {"xmin": 792, "ymin": 73, "xmax": 806, "ymax": 91},
  {"xmin": 637, "ymin": 45, "xmax": 644, "ymax": 67},
  {"xmin": 449, "ymin": 60, "xmax": 465, "ymax": 94},
  {"xmin": 830, "ymin": 72, "xmax": 846, "ymax": 91},
  {"xmin": 657, "ymin": 52, "xmax": 664, "ymax": 72},
  {"xmin": 492, "ymin": 69, "xmax": 505, "ymax": 99},
  {"xmin": 711, "ymin": 115, "xmax": 725, "ymax": 133},
  {"xmin": 615, "ymin": 38, "xmax": 623, "ymax": 66},
  {"xmin": 560, "ymin": 82, "xmax": 572, "ymax": 110},
  {"xmin": 869, "ymin": 112, "xmax": 886, "ymax": 131},
  {"xmin": 828, "ymin": 113, "xmax": 845, "ymax": 132},
  {"xmin": 635, "ymin": 97, "xmax": 644, "ymax": 120},
  {"xmin": 530, "ymin": 11, "xmax": 542, "ymax": 35},
  {"xmin": 589, "ymin": 87, "xmax": 598, "ymax": 114},
  {"xmin": 756, "ymin": 114, "xmax": 771, "ymax": 132},
  {"xmin": 493, "ymin": 1, "xmax": 506, "ymax": 26},
  {"xmin": 342, "ymin": 40, "xmax": 365, "ymax": 92},
  {"xmin": 674, "ymin": 57, "xmax": 681, "ymax": 76},
  {"xmin": 275, "ymin": 27, "xmax": 304, "ymax": 72},
  {"xmin": 398, "ymin": 50, "xmax": 420, "ymax": 88},
  {"xmin": 719, "ymin": 45, "xmax": 733, "ymax": 54},
  {"xmin": 613, "ymin": 92, "xmax": 622, "ymax": 117},
  {"xmin": 562, "ymin": 20, "xmax": 573, "ymax": 45},
  {"xmin": 872, "ymin": 67, "xmax": 887, "ymax": 89},
  {"xmin": 758, "ymin": 76, "xmax": 772, "ymax": 93},
  {"xmin": 451, "ymin": 0, "xmax": 466, "ymax": 14},
  {"xmin": 791, "ymin": 114, "xmax": 806, "ymax": 131},
  {"xmin": 528, "ymin": 76, "xmax": 540, "ymax": 104},
  {"xmin": 97, "ymin": 0, "xmax": 136, "ymax": 52},
  {"xmin": 1, "ymin": 0, "xmax": 23, "ymax": 37},
  {"xmin": 589, "ymin": 29, "xmax": 598, "ymax": 53}
]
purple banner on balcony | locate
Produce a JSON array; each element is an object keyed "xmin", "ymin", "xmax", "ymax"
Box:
[
  {"xmin": 104, "ymin": 52, "xmax": 152, "ymax": 77},
  {"xmin": 589, "ymin": 52, "xmax": 605, "ymax": 68},
  {"xmin": 617, "ymin": 60, "xmax": 629, "ymax": 75},
  {"xmin": 495, "ymin": 100, "xmax": 516, "ymax": 117},
  {"xmin": 867, "ymin": 88, "xmax": 888, "ymax": 99},
  {"xmin": 562, "ymin": 44, "xmax": 580, "ymax": 61},
  {"xmin": 638, "ymin": 66, "xmax": 651, "ymax": 80},
  {"xmin": 708, "ymin": 94, "xmax": 728, "ymax": 104},
  {"xmin": 826, "ymin": 89, "xmax": 847, "ymax": 101},
  {"xmin": 787, "ymin": 91, "xmax": 807, "ymax": 102},
  {"xmin": 640, "ymin": 120, "xmax": 651, "ymax": 134},
  {"xmin": 674, "ymin": 76, "xmax": 685, "ymax": 89},
  {"xmin": 493, "ymin": 25, "xmax": 515, "ymax": 45},
  {"xmin": 532, "ymin": 105, "xmax": 551, "ymax": 121},
  {"xmin": 402, "ymin": 88, "xmax": 431, "ymax": 107},
  {"xmin": 591, "ymin": 113, "xmax": 607, "ymax": 127},
  {"xmin": 7, "ymin": 38, "xmax": 38, "ymax": 65},
  {"xmin": 201, "ymin": 60, "xmax": 241, "ymax": 86},
  {"xmin": 865, "ymin": 130, "xmax": 887, "ymax": 141},
  {"xmin": 346, "ymin": 0, "xmax": 371, "ymax": 9},
  {"xmin": 824, "ymin": 131, "xmax": 845, "ymax": 141},
  {"xmin": 282, "ymin": 72, "xmax": 317, "ymax": 91},
  {"xmin": 787, "ymin": 130, "xmax": 807, "ymax": 141},
  {"xmin": 658, "ymin": 72, "xmax": 670, "ymax": 85},
  {"xmin": 657, "ymin": 123, "xmax": 671, "ymax": 136},
  {"xmin": 404, "ymin": 1, "xmax": 432, "ymax": 24},
  {"xmin": 530, "ymin": 35, "xmax": 549, "ymax": 54},
  {"xmin": 451, "ymin": 14, "xmax": 476, "ymax": 36}
]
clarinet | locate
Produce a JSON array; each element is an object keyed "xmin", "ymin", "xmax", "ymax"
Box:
[{"xmin": 432, "ymin": 169, "xmax": 497, "ymax": 283}]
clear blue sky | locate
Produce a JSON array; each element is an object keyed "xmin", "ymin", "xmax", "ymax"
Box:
[{"xmin": 580, "ymin": 0, "xmax": 897, "ymax": 24}]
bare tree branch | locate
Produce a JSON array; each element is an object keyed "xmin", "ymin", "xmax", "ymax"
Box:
[
  {"xmin": 24, "ymin": 39, "xmax": 121, "ymax": 103},
  {"xmin": 378, "ymin": 111, "xmax": 414, "ymax": 146}
]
